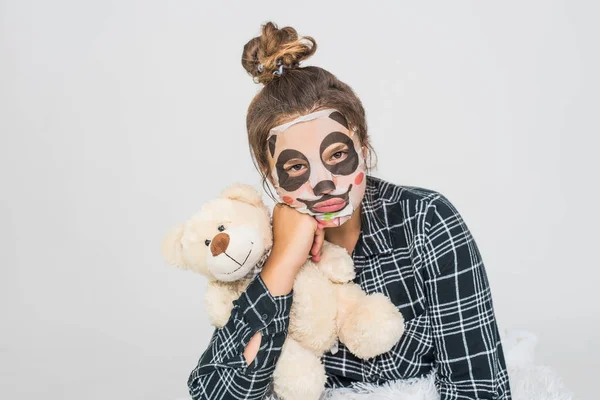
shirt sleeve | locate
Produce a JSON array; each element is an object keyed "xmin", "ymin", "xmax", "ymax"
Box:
[
  {"xmin": 187, "ymin": 273, "xmax": 293, "ymax": 400},
  {"xmin": 422, "ymin": 194, "xmax": 511, "ymax": 399}
]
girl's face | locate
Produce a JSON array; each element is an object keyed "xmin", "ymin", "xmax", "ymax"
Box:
[{"xmin": 266, "ymin": 109, "xmax": 367, "ymax": 227}]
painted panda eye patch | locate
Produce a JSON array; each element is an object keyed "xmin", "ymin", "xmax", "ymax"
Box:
[
  {"xmin": 275, "ymin": 149, "xmax": 311, "ymax": 191},
  {"xmin": 320, "ymin": 131, "xmax": 359, "ymax": 175}
]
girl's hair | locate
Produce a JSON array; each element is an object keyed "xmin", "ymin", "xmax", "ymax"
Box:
[{"xmin": 241, "ymin": 21, "xmax": 377, "ymax": 200}]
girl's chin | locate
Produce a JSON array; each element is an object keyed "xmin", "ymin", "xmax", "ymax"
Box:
[{"xmin": 315, "ymin": 215, "xmax": 351, "ymax": 228}]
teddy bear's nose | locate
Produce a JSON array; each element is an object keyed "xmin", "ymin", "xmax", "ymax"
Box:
[{"xmin": 210, "ymin": 232, "xmax": 230, "ymax": 256}]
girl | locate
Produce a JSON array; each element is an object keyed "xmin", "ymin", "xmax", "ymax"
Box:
[{"xmin": 187, "ymin": 22, "xmax": 511, "ymax": 399}]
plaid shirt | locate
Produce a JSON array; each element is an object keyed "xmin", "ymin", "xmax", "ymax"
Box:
[{"xmin": 187, "ymin": 175, "xmax": 511, "ymax": 399}]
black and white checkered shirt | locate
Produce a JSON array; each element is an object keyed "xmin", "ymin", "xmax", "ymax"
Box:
[{"xmin": 187, "ymin": 175, "xmax": 511, "ymax": 399}]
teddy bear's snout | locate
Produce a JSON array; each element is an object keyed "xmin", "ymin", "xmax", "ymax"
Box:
[{"xmin": 210, "ymin": 232, "xmax": 230, "ymax": 256}]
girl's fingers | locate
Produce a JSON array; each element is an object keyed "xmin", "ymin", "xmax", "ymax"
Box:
[
  {"xmin": 311, "ymin": 227, "xmax": 325, "ymax": 262},
  {"xmin": 311, "ymin": 227, "xmax": 324, "ymax": 255}
]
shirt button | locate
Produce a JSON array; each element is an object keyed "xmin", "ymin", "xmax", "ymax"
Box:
[{"xmin": 261, "ymin": 313, "xmax": 268, "ymax": 321}]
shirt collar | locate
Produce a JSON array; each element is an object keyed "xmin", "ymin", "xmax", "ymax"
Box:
[{"xmin": 355, "ymin": 175, "xmax": 394, "ymax": 257}]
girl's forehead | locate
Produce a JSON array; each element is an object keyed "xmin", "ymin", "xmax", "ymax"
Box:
[
  {"xmin": 269, "ymin": 108, "xmax": 344, "ymax": 134},
  {"xmin": 280, "ymin": 116, "xmax": 345, "ymax": 142},
  {"xmin": 268, "ymin": 112, "xmax": 354, "ymax": 145}
]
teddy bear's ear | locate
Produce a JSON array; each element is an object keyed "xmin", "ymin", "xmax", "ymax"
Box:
[
  {"xmin": 161, "ymin": 223, "xmax": 189, "ymax": 269},
  {"xmin": 220, "ymin": 183, "xmax": 265, "ymax": 207}
]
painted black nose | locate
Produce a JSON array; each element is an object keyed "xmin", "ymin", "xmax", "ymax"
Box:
[{"xmin": 313, "ymin": 180, "xmax": 335, "ymax": 196}]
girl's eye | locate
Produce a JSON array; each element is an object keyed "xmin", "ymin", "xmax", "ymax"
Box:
[
  {"xmin": 218, "ymin": 225, "xmax": 225, "ymax": 232},
  {"xmin": 204, "ymin": 239, "xmax": 211, "ymax": 246},
  {"xmin": 329, "ymin": 150, "xmax": 348, "ymax": 162},
  {"xmin": 285, "ymin": 164, "xmax": 306, "ymax": 173}
]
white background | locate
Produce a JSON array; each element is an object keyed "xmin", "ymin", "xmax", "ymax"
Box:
[{"xmin": 1, "ymin": 1, "xmax": 598, "ymax": 399}]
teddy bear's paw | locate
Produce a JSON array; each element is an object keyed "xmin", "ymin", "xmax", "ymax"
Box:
[
  {"xmin": 317, "ymin": 242, "xmax": 356, "ymax": 283},
  {"xmin": 272, "ymin": 338, "xmax": 326, "ymax": 400},
  {"xmin": 338, "ymin": 293, "xmax": 405, "ymax": 359}
]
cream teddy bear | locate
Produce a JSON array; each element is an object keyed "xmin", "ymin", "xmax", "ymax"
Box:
[{"xmin": 162, "ymin": 184, "xmax": 405, "ymax": 400}]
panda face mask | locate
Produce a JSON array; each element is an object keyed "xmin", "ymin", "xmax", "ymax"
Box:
[{"xmin": 266, "ymin": 109, "xmax": 367, "ymax": 228}]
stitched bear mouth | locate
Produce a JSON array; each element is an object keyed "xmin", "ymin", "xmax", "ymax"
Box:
[{"xmin": 222, "ymin": 243, "xmax": 254, "ymax": 275}]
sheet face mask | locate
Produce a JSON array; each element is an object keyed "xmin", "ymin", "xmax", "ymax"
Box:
[{"xmin": 266, "ymin": 108, "xmax": 367, "ymax": 227}]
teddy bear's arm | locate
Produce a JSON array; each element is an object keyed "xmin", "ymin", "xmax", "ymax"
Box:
[
  {"xmin": 204, "ymin": 281, "xmax": 241, "ymax": 328},
  {"xmin": 316, "ymin": 241, "xmax": 356, "ymax": 283}
]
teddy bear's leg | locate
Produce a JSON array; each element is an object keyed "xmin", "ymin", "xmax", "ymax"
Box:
[
  {"xmin": 335, "ymin": 283, "xmax": 405, "ymax": 360},
  {"xmin": 272, "ymin": 337, "xmax": 326, "ymax": 400},
  {"xmin": 288, "ymin": 265, "xmax": 338, "ymax": 355}
]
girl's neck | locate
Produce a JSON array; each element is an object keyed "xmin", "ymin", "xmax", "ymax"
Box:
[{"xmin": 324, "ymin": 204, "xmax": 362, "ymax": 256}]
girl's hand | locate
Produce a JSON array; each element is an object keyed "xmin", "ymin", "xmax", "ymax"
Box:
[
  {"xmin": 269, "ymin": 203, "xmax": 324, "ymax": 268},
  {"xmin": 260, "ymin": 203, "xmax": 325, "ymax": 296}
]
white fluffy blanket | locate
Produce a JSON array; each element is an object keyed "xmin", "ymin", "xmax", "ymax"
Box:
[
  {"xmin": 179, "ymin": 330, "xmax": 573, "ymax": 400},
  {"xmin": 313, "ymin": 330, "xmax": 573, "ymax": 400}
]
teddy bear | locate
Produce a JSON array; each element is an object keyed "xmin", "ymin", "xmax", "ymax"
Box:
[{"xmin": 162, "ymin": 183, "xmax": 405, "ymax": 400}]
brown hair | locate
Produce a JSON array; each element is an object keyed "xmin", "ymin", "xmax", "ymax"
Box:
[{"xmin": 241, "ymin": 21, "xmax": 377, "ymax": 199}]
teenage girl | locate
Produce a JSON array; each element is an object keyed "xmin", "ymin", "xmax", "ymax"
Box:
[{"xmin": 187, "ymin": 21, "xmax": 511, "ymax": 400}]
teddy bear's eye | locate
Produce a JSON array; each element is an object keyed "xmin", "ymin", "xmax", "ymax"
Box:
[
  {"xmin": 204, "ymin": 239, "xmax": 211, "ymax": 247},
  {"xmin": 218, "ymin": 225, "xmax": 225, "ymax": 232}
]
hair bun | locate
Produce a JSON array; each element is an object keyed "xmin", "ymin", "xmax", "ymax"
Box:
[{"xmin": 241, "ymin": 22, "xmax": 317, "ymax": 85}]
